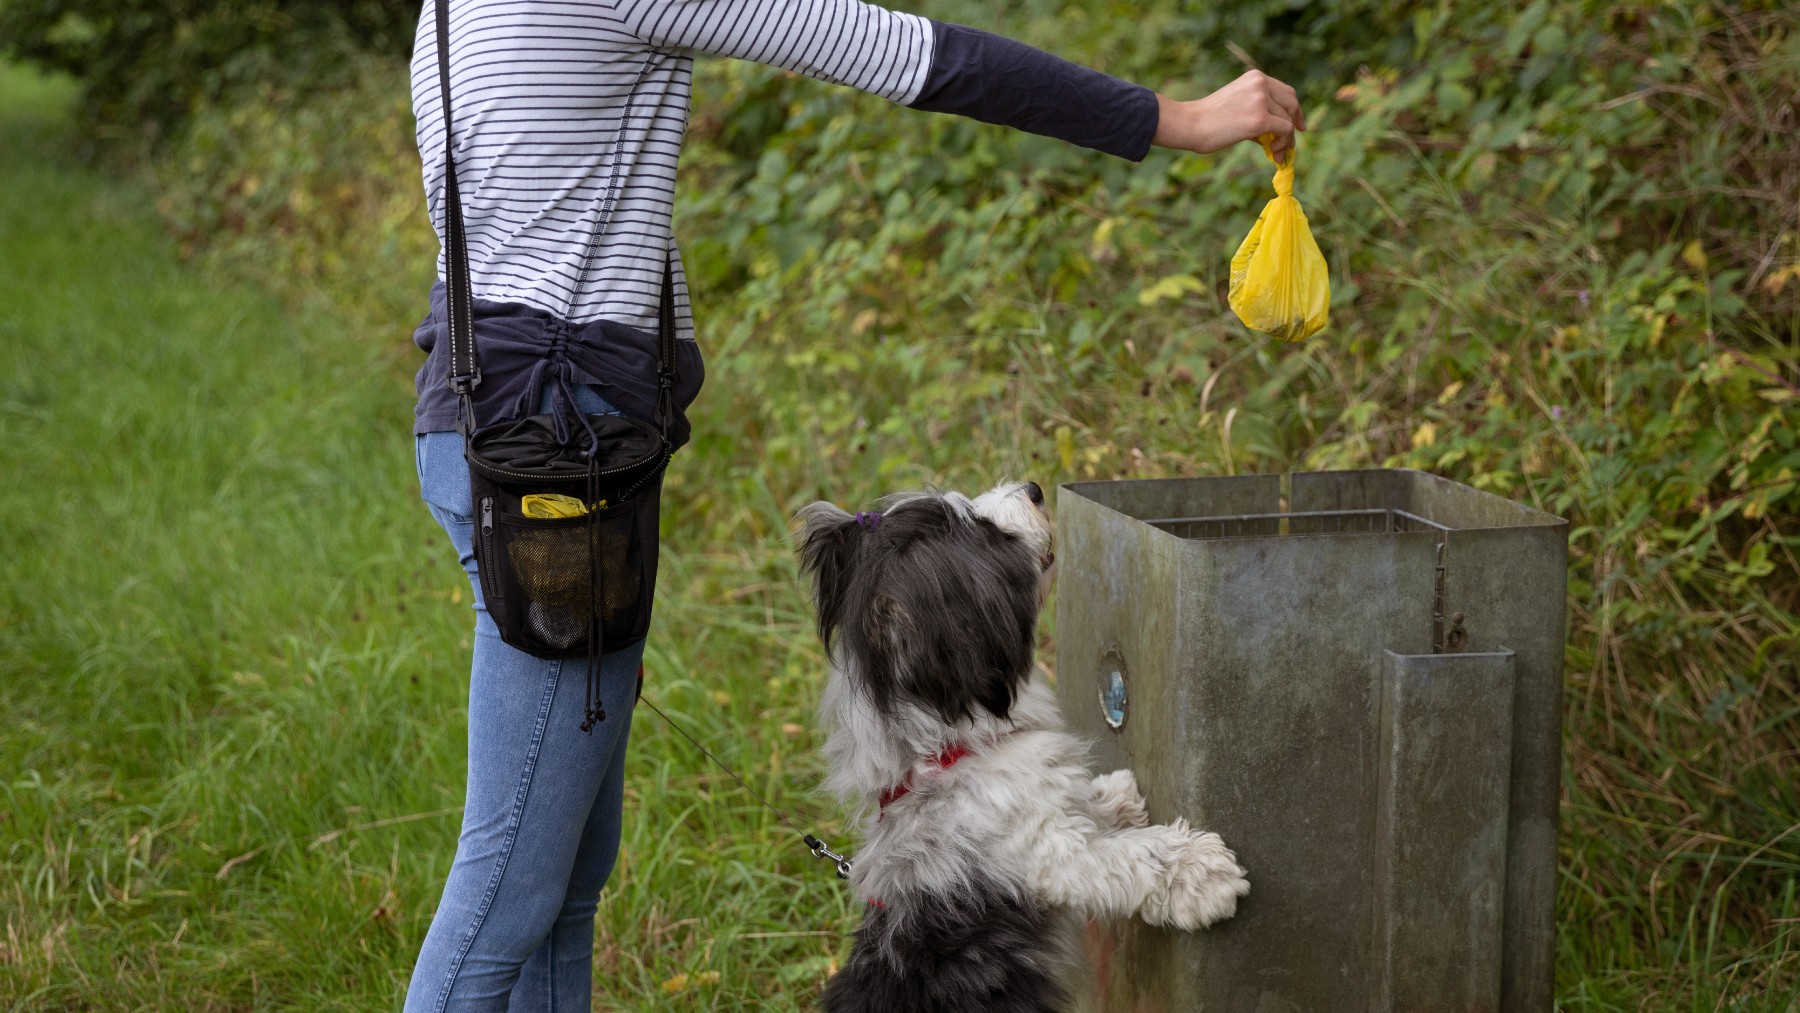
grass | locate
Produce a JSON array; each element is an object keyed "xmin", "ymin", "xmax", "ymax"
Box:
[{"xmin": 4, "ymin": 7, "xmax": 1800, "ymax": 1004}]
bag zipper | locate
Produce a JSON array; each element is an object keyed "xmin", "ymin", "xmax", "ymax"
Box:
[{"xmin": 477, "ymin": 496, "xmax": 505, "ymax": 612}]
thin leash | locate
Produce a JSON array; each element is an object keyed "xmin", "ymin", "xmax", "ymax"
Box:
[{"xmin": 637, "ymin": 691, "xmax": 854, "ymax": 879}]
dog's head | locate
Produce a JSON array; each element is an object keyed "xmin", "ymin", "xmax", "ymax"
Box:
[{"xmin": 797, "ymin": 482, "xmax": 1054, "ymax": 727}]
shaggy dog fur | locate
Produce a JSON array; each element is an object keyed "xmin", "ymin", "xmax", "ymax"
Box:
[{"xmin": 797, "ymin": 482, "xmax": 1250, "ymax": 1013}]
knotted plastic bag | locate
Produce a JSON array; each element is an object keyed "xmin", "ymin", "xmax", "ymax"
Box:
[{"xmin": 1228, "ymin": 136, "xmax": 1329, "ymax": 343}]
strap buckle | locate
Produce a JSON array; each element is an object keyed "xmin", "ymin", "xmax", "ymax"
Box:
[{"xmin": 448, "ymin": 369, "xmax": 482, "ymax": 395}]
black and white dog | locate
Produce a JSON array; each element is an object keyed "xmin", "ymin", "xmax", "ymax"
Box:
[{"xmin": 797, "ymin": 481, "xmax": 1250, "ymax": 1013}]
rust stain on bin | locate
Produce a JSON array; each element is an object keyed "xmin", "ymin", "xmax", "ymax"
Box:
[{"xmin": 1055, "ymin": 470, "xmax": 1566, "ymax": 1012}]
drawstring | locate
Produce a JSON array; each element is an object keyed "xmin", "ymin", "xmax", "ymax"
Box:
[{"xmin": 515, "ymin": 326, "xmax": 604, "ymax": 451}]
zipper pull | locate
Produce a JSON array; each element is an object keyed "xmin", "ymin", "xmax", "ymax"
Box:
[{"xmin": 480, "ymin": 497, "xmax": 494, "ymax": 533}]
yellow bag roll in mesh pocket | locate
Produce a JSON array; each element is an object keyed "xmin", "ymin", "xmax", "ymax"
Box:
[
  {"xmin": 521, "ymin": 493, "xmax": 593, "ymax": 518},
  {"xmin": 1228, "ymin": 136, "xmax": 1330, "ymax": 343}
]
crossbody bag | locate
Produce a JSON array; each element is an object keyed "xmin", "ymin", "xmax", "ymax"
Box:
[{"xmin": 432, "ymin": 0, "xmax": 677, "ymax": 732}]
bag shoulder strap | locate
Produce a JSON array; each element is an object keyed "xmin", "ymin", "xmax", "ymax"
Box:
[
  {"xmin": 656, "ymin": 254, "xmax": 676, "ymax": 434},
  {"xmin": 435, "ymin": 0, "xmax": 479, "ymax": 413},
  {"xmin": 433, "ymin": 0, "xmax": 678, "ymax": 437}
]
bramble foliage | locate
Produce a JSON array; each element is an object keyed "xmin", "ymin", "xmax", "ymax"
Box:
[{"xmin": 4, "ymin": 0, "xmax": 1796, "ymax": 1007}]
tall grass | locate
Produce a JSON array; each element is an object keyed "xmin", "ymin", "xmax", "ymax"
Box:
[{"xmin": 4, "ymin": 0, "xmax": 1799, "ymax": 1006}]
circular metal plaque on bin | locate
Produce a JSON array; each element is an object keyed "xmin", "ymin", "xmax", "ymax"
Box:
[{"xmin": 1099, "ymin": 648, "xmax": 1128, "ymax": 730}]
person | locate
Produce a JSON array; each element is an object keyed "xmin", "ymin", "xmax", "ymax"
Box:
[{"xmin": 404, "ymin": 1, "xmax": 1304, "ymax": 1009}]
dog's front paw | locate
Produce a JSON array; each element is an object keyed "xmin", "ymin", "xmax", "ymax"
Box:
[
  {"xmin": 1091, "ymin": 769, "xmax": 1150, "ymax": 829},
  {"xmin": 1139, "ymin": 822, "xmax": 1250, "ymax": 931}
]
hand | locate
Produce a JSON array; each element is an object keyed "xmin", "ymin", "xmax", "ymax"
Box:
[{"xmin": 1152, "ymin": 70, "xmax": 1306, "ymax": 159}]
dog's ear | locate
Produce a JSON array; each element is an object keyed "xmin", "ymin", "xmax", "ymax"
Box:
[{"xmin": 796, "ymin": 501, "xmax": 860, "ymax": 648}]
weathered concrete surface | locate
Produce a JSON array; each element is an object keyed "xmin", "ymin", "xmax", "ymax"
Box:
[
  {"xmin": 1375, "ymin": 650, "xmax": 1516, "ymax": 1012},
  {"xmin": 1056, "ymin": 470, "xmax": 1566, "ymax": 1013}
]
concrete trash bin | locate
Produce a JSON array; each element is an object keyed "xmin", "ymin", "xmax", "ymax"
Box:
[{"xmin": 1055, "ymin": 470, "xmax": 1567, "ymax": 1013}]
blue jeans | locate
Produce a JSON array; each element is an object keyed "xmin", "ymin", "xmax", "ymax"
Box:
[{"xmin": 406, "ymin": 385, "xmax": 645, "ymax": 1013}]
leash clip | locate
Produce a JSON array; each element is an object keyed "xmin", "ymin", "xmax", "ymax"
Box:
[{"xmin": 804, "ymin": 834, "xmax": 854, "ymax": 880}]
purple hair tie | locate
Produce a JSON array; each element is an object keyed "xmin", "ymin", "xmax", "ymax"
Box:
[{"xmin": 855, "ymin": 511, "xmax": 882, "ymax": 529}]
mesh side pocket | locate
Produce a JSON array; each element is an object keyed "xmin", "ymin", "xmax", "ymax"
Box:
[
  {"xmin": 500, "ymin": 502, "xmax": 643, "ymax": 648},
  {"xmin": 473, "ymin": 476, "xmax": 663, "ymax": 659}
]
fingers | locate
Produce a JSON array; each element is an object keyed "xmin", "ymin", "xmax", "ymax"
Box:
[
  {"xmin": 1262, "ymin": 114, "xmax": 1297, "ymax": 155},
  {"xmin": 1237, "ymin": 69, "xmax": 1302, "ymax": 160},
  {"xmin": 1242, "ymin": 68, "xmax": 1303, "ymax": 132},
  {"xmin": 1268, "ymin": 94, "xmax": 1304, "ymax": 133}
]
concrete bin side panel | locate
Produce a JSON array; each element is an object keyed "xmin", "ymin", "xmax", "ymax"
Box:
[
  {"xmin": 1402, "ymin": 472, "xmax": 1564, "ymax": 530},
  {"xmin": 1168, "ymin": 532, "xmax": 1440, "ymax": 1011},
  {"xmin": 1289, "ymin": 469, "xmax": 1419, "ymax": 516},
  {"xmin": 1446, "ymin": 525, "xmax": 1569, "ymax": 1013},
  {"xmin": 1374, "ymin": 650, "xmax": 1517, "ymax": 1013},
  {"xmin": 1288, "ymin": 469, "xmax": 1564, "ymax": 533},
  {"xmin": 1057, "ymin": 485, "xmax": 1190, "ymax": 1010}
]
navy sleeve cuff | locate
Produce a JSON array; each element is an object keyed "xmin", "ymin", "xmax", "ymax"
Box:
[{"xmin": 908, "ymin": 20, "xmax": 1158, "ymax": 162}]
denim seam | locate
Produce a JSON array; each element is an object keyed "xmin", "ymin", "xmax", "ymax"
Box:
[
  {"xmin": 429, "ymin": 657, "xmax": 565, "ymax": 1013},
  {"xmin": 544, "ymin": 921, "xmax": 557, "ymax": 1010}
]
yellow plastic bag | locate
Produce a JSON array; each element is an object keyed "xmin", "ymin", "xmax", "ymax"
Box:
[
  {"xmin": 1228, "ymin": 136, "xmax": 1330, "ymax": 343},
  {"xmin": 520, "ymin": 493, "xmax": 594, "ymax": 518}
]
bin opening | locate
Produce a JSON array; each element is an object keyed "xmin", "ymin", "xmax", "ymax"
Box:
[
  {"xmin": 1145, "ymin": 507, "xmax": 1451, "ymax": 541},
  {"xmin": 1145, "ymin": 507, "xmax": 1461, "ymax": 651}
]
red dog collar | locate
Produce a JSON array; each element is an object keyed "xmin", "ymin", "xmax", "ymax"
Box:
[{"xmin": 877, "ymin": 744, "xmax": 973, "ymax": 815}]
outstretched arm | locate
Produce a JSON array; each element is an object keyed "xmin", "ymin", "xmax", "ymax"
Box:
[
  {"xmin": 615, "ymin": 0, "xmax": 1303, "ymax": 160},
  {"xmin": 906, "ymin": 23, "xmax": 1305, "ymax": 161}
]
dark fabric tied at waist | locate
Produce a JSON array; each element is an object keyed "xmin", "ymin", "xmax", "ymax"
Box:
[{"xmin": 411, "ymin": 280, "xmax": 705, "ymax": 448}]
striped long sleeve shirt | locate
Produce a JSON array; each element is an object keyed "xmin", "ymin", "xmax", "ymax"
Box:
[{"xmin": 410, "ymin": 0, "xmax": 1158, "ymax": 434}]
